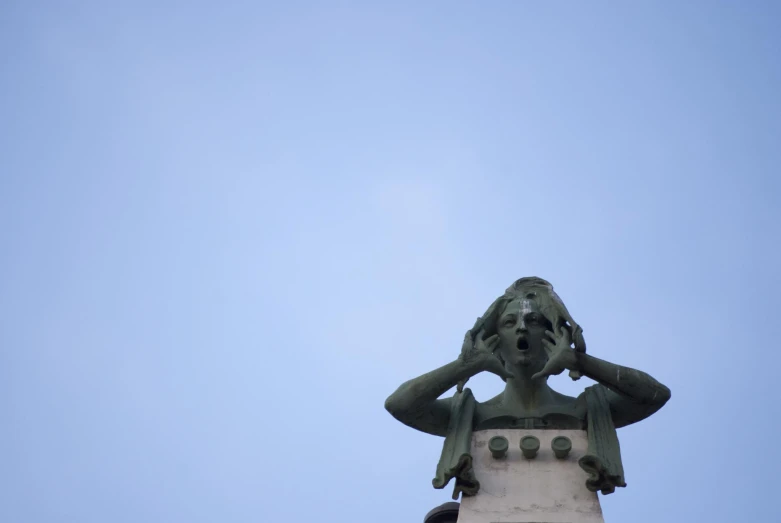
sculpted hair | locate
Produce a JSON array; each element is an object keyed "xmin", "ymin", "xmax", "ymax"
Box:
[{"xmin": 473, "ymin": 277, "xmax": 586, "ymax": 374}]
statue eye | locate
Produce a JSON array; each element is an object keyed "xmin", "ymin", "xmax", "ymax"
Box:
[
  {"xmin": 503, "ymin": 317, "xmax": 516, "ymax": 327},
  {"xmin": 526, "ymin": 314, "xmax": 540, "ymax": 324}
]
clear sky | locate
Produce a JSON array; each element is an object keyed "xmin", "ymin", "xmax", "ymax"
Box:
[{"xmin": 2, "ymin": 2, "xmax": 780, "ymax": 522}]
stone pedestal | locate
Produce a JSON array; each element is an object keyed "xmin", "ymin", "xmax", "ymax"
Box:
[{"xmin": 457, "ymin": 430, "xmax": 604, "ymax": 523}]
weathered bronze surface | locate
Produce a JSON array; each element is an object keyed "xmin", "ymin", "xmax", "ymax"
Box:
[{"xmin": 385, "ymin": 277, "xmax": 670, "ymax": 497}]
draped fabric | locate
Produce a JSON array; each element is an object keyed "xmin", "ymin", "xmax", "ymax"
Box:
[
  {"xmin": 432, "ymin": 389, "xmax": 479, "ymax": 500},
  {"xmin": 578, "ymin": 384, "xmax": 627, "ymax": 494}
]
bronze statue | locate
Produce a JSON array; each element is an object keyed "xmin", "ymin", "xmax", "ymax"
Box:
[{"xmin": 385, "ymin": 277, "xmax": 670, "ymax": 498}]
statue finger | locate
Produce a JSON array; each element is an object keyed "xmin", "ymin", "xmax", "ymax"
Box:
[
  {"xmin": 473, "ymin": 329, "xmax": 487, "ymax": 349},
  {"xmin": 461, "ymin": 332, "xmax": 473, "ymax": 352}
]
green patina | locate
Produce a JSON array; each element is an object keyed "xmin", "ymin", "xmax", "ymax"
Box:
[{"xmin": 385, "ymin": 277, "xmax": 670, "ymax": 498}]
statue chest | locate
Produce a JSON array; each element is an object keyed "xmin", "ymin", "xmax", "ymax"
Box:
[{"xmin": 473, "ymin": 402, "xmax": 586, "ymax": 431}]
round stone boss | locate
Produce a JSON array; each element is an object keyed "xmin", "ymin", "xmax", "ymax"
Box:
[
  {"xmin": 551, "ymin": 435, "xmax": 573, "ymax": 459},
  {"xmin": 520, "ymin": 435, "xmax": 540, "ymax": 459},
  {"xmin": 488, "ymin": 435, "xmax": 509, "ymax": 459}
]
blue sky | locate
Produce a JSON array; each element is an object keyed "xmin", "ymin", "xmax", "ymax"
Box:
[{"xmin": 1, "ymin": 2, "xmax": 780, "ymax": 522}]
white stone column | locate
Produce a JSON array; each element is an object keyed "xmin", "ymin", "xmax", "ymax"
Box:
[{"xmin": 457, "ymin": 429, "xmax": 604, "ymax": 523}]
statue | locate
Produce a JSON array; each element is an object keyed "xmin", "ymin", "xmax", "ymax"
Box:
[{"xmin": 385, "ymin": 277, "xmax": 670, "ymax": 499}]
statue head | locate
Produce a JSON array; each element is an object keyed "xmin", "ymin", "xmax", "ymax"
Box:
[{"xmin": 474, "ymin": 277, "xmax": 586, "ymax": 379}]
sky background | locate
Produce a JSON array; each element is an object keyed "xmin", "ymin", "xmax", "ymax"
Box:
[{"xmin": 2, "ymin": 2, "xmax": 780, "ymax": 522}]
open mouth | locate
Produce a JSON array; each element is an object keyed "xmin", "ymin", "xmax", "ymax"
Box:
[{"xmin": 516, "ymin": 338, "xmax": 529, "ymax": 352}]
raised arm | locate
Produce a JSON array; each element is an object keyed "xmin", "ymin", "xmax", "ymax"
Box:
[
  {"xmin": 574, "ymin": 352, "xmax": 671, "ymax": 427},
  {"xmin": 533, "ymin": 327, "xmax": 671, "ymax": 428},
  {"xmin": 385, "ymin": 329, "xmax": 512, "ymax": 436}
]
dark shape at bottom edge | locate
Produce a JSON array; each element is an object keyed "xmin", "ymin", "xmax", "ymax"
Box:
[{"xmin": 424, "ymin": 501, "xmax": 460, "ymax": 523}]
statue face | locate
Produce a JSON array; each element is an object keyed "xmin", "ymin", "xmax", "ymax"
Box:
[{"xmin": 496, "ymin": 298, "xmax": 550, "ymax": 373}]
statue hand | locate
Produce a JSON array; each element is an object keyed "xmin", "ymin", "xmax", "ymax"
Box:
[
  {"xmin": 532, "ymin": 326, "xmax": 579, "ymax": 380},
  {"xmin": 460, "ymin": 329, "xmax": 514, "ymax": 380}
]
